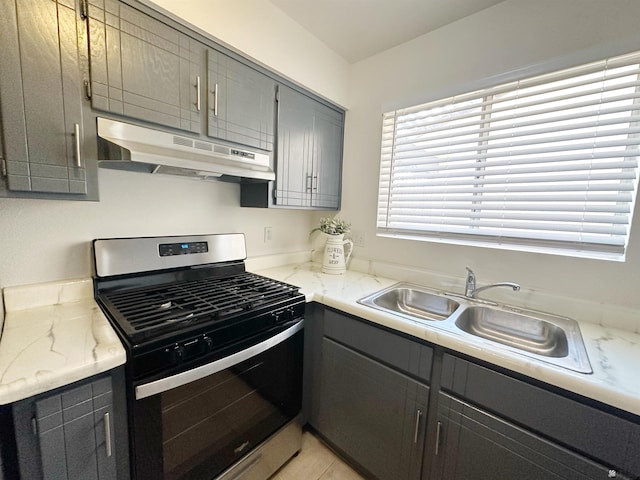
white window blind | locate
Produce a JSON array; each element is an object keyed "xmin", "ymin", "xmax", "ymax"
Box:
[{"xmin": 378, "ymin": 51, "xmax": 640, "ymax": 260}]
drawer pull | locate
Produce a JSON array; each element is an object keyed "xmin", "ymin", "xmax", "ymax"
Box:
[
  {"xmin": 73, "ymin": 123, "xmax": 82, "ymax": 168},
  {"xmin": 435, "ymin": 420, "xmax": 443, "ymax": 456},
  {"xmin": 196, "ymin": 76, "xmax": 201, "ymax": 111},
  {"xmin": 413, "ymin": 409, "xmax": 423, "ymax": 444},
  {"xmin": 104, "ymin": 412, "xmax": 112, "ymax": 458}
]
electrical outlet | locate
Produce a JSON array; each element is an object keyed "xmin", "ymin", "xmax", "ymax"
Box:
[
  {"xmin": 264, "ymin": 226, "xmax": 272, "ymax": 243},
  {"xmin": 352, "ymin": 230, "xmax": 366, "ymax": 247}
]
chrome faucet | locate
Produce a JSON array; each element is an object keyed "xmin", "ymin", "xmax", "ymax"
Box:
[{"xmin": 464, "ymin": 267, "xmax": 521, "ymax": 299}]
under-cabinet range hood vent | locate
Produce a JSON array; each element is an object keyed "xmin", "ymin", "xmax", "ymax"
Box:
[{"xmin": 96, "ymin": 117, "xmax": 274, "ymax": 182}]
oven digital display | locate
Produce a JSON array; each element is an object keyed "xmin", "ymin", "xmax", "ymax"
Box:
[{"xmin": 158, "ymin": 241, "xmax": 208, "ymax": 256}]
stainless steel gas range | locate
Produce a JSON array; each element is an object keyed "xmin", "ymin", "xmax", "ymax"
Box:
[{"xmin": 92, "ymin": 234, "xmax": 305, "ymax": 480}]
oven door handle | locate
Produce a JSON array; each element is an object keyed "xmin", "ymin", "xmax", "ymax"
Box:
[{"xmin": 135, "ymin": 319, "xmax": 304, "ymax": 400}]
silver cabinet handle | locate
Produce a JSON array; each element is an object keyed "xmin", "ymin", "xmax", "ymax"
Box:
[
  {"xmin": 435, "ymin": 420, "xmax": 443, "ymax": 455},
  {"xmin": 196, "ymin": 76, "xmax": 201, "ymax": 111},
  {"xmin": 306, "ymin": 174, "xmax": 313, "ymax": 192},
  {"xmin": 104, "ymin": 412, "xmax": 112, "ymax": 458},
  {"xmin": 312, "ymin": 174, "xmax": 318, "ymax": 191},
  {"xmin": 413, "ymin": 409, "xmax": 423, "ymax": 444},
  {"xmin": 73, "ymin": 123, "xmax": 82, "ymax": 167},
  {"xmin": 213, "ymin": 82, "xmax": 219, "ymax": 116}
]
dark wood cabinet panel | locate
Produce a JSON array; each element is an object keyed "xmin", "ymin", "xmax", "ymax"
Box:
[
  {"xmin": 87, "ymin": 0, "xmax": 202, "ymax": 134},
  {"xmin": 0, "ymin": 0, "xmax": 90, "ymax": 196}
]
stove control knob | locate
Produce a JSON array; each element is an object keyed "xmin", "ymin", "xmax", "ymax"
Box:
[
  {"xmin": 202, "ymin": 336, "xmax": 214, "ymax": 352},
  {"xmin": 174, "ymin": 345, "xmax": 186, "ymax": 364}
]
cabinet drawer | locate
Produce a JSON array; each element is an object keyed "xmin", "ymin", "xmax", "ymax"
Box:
[
  {"xmin": 324, "ymin": 309, "xmax": 433, "ymax": 382},
  {"xmin": 441, "ymin": 353, "xmax": 640, "ymax": 477}
]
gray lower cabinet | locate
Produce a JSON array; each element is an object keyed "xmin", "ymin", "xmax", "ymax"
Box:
[
  {"xmin": 11, "ymin": 369, "xmax": 128, "ymax": 480},
  {"xmin": 0, "ymin": 0, "xmax": 95, "ymax": 198},
  {"xmin": 306, "ymin": 307, "xmax": 433, "ymax": 480},
  {"xmin": 306, "ymin": 307, "xmax": 640, "ymax": 480},
  {"xmin": 87, "ymin": 0, "xmax": 202, "ymax": 134},
  {"xmin": 432, "ymin": 393, "xmax": 632, "ymax": 480},
  {"xmin": 207, "ymin": 49, "xmax": 275, "ymax": 151},
  {"xmin": 430, "ymin": 353, "xmax": 640, "ymax": 480},
  {"xmin": 262, "ymin": 85, "xmax": 343, "ymax": 210}
]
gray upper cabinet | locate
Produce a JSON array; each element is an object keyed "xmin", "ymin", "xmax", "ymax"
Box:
[
  {"xmin": 0, "ymin": 0, "xmax": 92, "ymax": 197},
  {"xmin": 207, "ymin": 50, "xmax": 275, "ymax": 151},
  {"xmin": 87, "ymin": 0, "xmax": 202, "ymax": 134},
  {"xmin": 274, "ymin": 85, "xmax": 344, "ymax": 209}
]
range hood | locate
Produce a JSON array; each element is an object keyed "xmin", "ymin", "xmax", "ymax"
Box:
[{"xmin": 96, "ymin": 117, "xmax": 275, "ymax": 182}]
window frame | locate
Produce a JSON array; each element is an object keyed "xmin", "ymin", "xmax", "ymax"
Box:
[{"xmin": 377, "ymin": 50, "xmax": 640, "ymax": 262}]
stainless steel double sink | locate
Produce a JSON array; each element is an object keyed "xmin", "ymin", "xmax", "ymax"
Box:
[{"xmin": 357, "ymin": 283, "xmax": 592, "ymax": 374}]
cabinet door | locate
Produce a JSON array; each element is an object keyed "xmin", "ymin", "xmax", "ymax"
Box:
[
  {"xmin": 311, "ymin": 102, "xmax": 343, "ymax": 209},
  {"xmin": 0, "ymin": 0, "xmax": 87, "ymax": 194},
  {"xmin": 13, "ymin": 376, "xmax": 116, "ymax": 480},
  {"xmin": 87, "ymin": 0, "xmax": 202, "ymax": 133},
  {"xmin": 275, "ymin": 85, "xmax": 315, "ymax": 207},
  {"xmin": 207, "ymin": 50, "xmax": 275, "ymax": 151},
  {"xmin": 430, "ymin": 392, "xmax": 631, "ymax": 480},
  {"xmin": 316, "ymin": 337, "xmax": 429, "ymax": 480},
  {"xmin": 274, "ymin": 85, "xmax": 343, "ymax": 209}
]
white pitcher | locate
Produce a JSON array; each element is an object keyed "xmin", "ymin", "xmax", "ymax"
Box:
[{"xmin": 321, "ymin": 233, "xmax": 353, "ymax": 275}]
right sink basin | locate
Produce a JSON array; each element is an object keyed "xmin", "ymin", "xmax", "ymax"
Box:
[{"xmin": 454, "ymin": 306, "xmax": 569, "ymax": 358}]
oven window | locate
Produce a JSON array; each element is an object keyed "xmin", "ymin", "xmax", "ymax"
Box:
[{"xmin": 132, "ymin": 329, "xmax": 303, "ymax": 480}]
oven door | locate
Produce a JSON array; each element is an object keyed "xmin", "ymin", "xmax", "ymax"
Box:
[{"xmin": 130, "ymin": 320, "xmax": 303, "ymax": 480}]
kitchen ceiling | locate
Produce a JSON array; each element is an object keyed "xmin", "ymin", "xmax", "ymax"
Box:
[{"xmin": 269, "ymin": 0, "xmax": 506, "ymax": 63}]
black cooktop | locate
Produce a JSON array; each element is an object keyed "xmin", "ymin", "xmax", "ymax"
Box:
[{"xmin": 97, "ymin": 271, "xmax": 303, "ymax": 344}]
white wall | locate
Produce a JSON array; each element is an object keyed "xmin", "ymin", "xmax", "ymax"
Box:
[
  {"xmin": 3, "ymin": 0, "xmax": 640, "ymax": 332},
  {"xmin": 0, "ymin": 0, "xmax": 349, "ymax": 322},
  {"xmin": 341, "ymin": 0, "xmax": 640, "ymax": 329}
]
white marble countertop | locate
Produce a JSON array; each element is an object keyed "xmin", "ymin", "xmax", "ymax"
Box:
[
  {"xmin": 253, "ymin": 262, "xmax": 640, "ymax": 418},
  {"xmin": 1, "ymin": 263, "xmax": 637, "ymax": 418},
  {"xmin": 0, "ymin": 279, "xmax": 126, "ymax": 405}
]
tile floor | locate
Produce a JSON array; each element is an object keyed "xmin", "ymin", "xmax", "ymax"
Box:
[{"xmin": 271, "ymin": 431, "xmax": 366, "ymax": 480}]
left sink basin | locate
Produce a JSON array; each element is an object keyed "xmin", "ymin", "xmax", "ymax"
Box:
[{"xmin": 357, "ymin": 283, "xmax": 460, "ymax": 322}]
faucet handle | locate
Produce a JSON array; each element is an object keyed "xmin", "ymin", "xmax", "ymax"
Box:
[
  {"xmin": 464, "ymin": 267, "xmax": 476, "ymax": 297},
  {"xmin": 465, "ymin": 266, "xmax": 475, "ymax": 281}
]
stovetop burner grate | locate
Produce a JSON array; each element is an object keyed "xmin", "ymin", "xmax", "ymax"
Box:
[{"xmin": 100, "ymin": 272, "xmax": 300, "ymax": 341}]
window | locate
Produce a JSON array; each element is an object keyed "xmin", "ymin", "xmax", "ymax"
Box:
[{"xmin": 378, "ymin": 51, "xmax": 640, "ymax": 260}]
